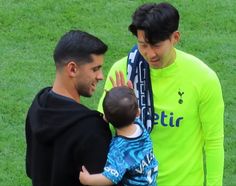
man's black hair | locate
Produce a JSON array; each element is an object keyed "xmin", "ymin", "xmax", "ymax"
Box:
[
  {"xmin": 129, "ymin": 2, "xmax": 179, "ymax": 44},
  {"xmin": 53, "ymin": 29, "xmax": 108, "ymax": 67}
]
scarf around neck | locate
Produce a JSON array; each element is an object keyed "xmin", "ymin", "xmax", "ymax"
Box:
[{"xmin": 127, "ymin": 45, "xmax": 154, "ymax": 133}]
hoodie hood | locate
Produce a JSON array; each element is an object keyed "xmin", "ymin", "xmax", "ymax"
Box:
[{"xmin": 27, "ymin": 87, "xmax": 102, "ymax": 143}]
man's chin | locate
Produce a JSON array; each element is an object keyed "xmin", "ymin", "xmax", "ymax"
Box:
[
  {"xmin": 83, "ymin": 94, "xmax": 92, "ymax": 98},
  {"xmin": 148, "ymin": 61, "xmax": 162, "ymax": 69},
  {"xmin": 150, "ymin": 64, "xmax": 162, "ymax": 69},
  {"xmin": 80, "ymin": 91, "xmax": 93, "ymax": 98}
]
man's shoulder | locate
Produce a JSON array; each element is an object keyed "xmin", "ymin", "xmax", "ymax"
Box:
[
  {"xmin": 70, "ymin": 111, "xmax": 111, "ymax": 141},
  {"xmin": 175, "ymin": 49, "xmax": 221, "ymax": 91},
  {"xmin": 176, "ymin": 49, "xmax": 217, "ymax": 76},
  {"xmin": 77, "ymin": 110, "xmax": 106, "ymax": 125},
  {"xmin": 176, "ymin": 49, "xmax": 204, "ymax": 64},
  {"xmin": 110, "ymin": 56, "xmax": 128, "ymax": 70},
  {"xmin": 106, "ymin": 56, "xmax": 128, "ymax": 79}
]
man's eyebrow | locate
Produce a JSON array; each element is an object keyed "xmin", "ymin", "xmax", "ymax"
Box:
[
  {"xmin": 138, "ymin": 40, "xmax": 146, "ymax": 43},
  {"xmin": 91, "ymin": 65, "xmax": 102, "ymax": 69},
  {"xmin": 138, "ymin": 40, "xmax": 149, "ymax": 44}
]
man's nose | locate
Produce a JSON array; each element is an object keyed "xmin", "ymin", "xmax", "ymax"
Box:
[
  {"xmin": 97, "ymin": 70, "xmax": 104, "ymax": 80},
  {"xmin": 146, "ymin": 45, "xmax": 157, "ymax": 58}
]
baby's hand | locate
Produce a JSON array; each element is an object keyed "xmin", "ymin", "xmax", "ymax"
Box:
[
  {"xmin": 109, "ymin": 71, "xmax": 133, "ymax": 88},
  {"xmin": 79, "ymin": 165, "xmax": 90, "ymax": 185}
]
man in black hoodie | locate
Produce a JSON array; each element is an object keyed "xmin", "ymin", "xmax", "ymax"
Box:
[{"xmin": 25, "ymin": 30, "xmax": 112, "ymax": 186}]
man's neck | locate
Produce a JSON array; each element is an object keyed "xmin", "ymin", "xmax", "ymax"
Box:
[
  {"xmin": 164, "ymin": 48, "xmax": 176, "ymax": 68},
  {"xmin": 52, "ymin": 75, "xmax": 80, "ymax": 103}
]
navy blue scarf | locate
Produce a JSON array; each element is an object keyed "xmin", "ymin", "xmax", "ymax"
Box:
[{"xmin": 127, "ymin": 45, "xmax": 154, "ymax": 133}]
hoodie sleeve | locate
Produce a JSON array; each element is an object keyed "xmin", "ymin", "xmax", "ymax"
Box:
[{"xmin": 74, "ymin": 116, "xmax": 112, "ymax": 174}]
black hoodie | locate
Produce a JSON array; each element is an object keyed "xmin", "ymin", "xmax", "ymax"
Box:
[{"xmin": 25, "ymin": 87, "xmax": 112, "ymax": 186}]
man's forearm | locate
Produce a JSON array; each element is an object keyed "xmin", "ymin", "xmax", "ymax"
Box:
[{"xmin": 205, "ymin": 137, "xmax": 224, "ymax": 186}]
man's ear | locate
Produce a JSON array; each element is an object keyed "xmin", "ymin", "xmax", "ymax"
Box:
[
  {"xmin": 136, "ymin": 108, "xmax": 141, "ymax": 117},
  {"xmin": 66, "ymin": 61, "xmax": 78, "ymax": 77},
  {"xmin": 172, "ymin": 31, "xmax": 180, "ymax": 45}
]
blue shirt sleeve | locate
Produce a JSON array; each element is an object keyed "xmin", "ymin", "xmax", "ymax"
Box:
[{"xmin": 102, "ymin": 140, "xmax": 126, "ymax": 184}]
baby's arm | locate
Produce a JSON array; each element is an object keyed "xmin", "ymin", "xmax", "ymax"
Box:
[{"xmin": 79, "ymin": 166, "xmax": 113, "ymax": 186}]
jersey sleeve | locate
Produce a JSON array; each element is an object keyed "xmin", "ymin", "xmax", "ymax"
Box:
[
  {"xmin": 199, "ymin": 71, "xmax": 224, "ymax": 186},
  {"xmin": 102, "ymin": 144, "xmax": 126, "ymax": 184}
]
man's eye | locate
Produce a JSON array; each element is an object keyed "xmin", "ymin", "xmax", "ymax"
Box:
[
  {"xmin": 92, "ymin": 67, "xmax": 99, "ymax": 72},
  {"xmin": 140, "ymin": 44, "xmax": 147, "ymax": 48},
  {"xmin": 153, "ymin": 44, "xmax": 161, "ymax": 48}
]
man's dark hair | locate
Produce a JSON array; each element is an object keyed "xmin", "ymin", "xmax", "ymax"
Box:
[
  {"xmin": 129, "ymin": 2, "xmax": 179, "ymax": 44},
  {"xmin": 53, "ymin": 29, "xmax": 108, "ymax": 68},
  {"xmin": 103, "ymin": 86, "xmax": 138, "ymax": 129}
]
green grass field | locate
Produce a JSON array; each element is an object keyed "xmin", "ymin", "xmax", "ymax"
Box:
[{"xmin": 0, "ymin": 0, "xmax": 235, "ymax": 185}]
